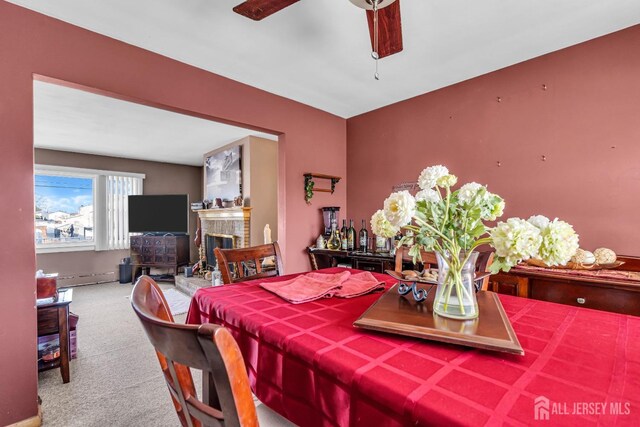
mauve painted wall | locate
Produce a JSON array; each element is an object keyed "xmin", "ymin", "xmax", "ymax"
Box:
[
  {"xmin": 0, "ymin": 2, "xmax": 345, "ymax": 424},
  {"xmin": 35, "ymin": 148, "xmax": 203, "ymax": 286},
  {"xmin": 348, "ymin": 25, "xmax": 640, "ymax": 256}
]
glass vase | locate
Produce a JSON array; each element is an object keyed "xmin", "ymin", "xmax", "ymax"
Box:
[{"xmin": 433, "ymin": 251, "xmax": 479, "ymax": 320}]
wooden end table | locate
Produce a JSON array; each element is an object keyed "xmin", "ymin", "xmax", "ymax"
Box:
[{"xmin": 37, "ymin": 288, "xmax": 73, "ymax": 383}]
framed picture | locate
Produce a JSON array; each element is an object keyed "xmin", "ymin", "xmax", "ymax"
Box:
[{"xmin": 204, "ymin": 145, "xmax": 242, "ymax": 202}]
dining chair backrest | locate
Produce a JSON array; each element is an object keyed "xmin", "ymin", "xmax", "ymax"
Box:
[
  {"xmin": 394, "ymin": 246, "xmax": 438, "ymax": 272},
  {"xmin": 395, "ymin": 246, "xmax": 495, "ymax": 292},
  {"xmin": 476, "ymin": 251, "xmax": 495, "ymax": 292},
  {"xmin": 130, "ymin": 276, "xmax": 258, "ymax": 427},
  {"xmin": 214, "ymin": 242, "xmax": 284, "ymax": 284}
]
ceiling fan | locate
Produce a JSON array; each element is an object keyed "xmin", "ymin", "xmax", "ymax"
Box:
[{"xmin": 232, "ymin": 0, "xmax": 403, "ymax": 77}]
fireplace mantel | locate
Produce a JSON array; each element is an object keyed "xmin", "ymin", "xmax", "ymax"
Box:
[
  {"xmin": 196, "ymin": 207, "xmax": 252, "ymax": 220},
  {"xmin": 196, "ymin": 207, "xmax": 251, "ymax": 248}
]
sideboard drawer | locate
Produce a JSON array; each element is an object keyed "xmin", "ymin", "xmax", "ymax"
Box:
[
  {"xmin": 530, "ymin": 279, "xmax": 640, "ymax": 316},
  {"xmin": 353, "ymin": 259, "xmax": 384, "ymax": 273}
]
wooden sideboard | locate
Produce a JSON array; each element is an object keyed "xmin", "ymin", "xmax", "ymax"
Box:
[
  {"xmin": 488, "ymin": 256, "xmax": 640, "ymax": 316},
  {"xmin": 131, "ymin": 234, "xmax": 190, "ymax": 281},
  {"xmin": 307, "ymin": 247, "xmax": 418, "ymax": 273}
]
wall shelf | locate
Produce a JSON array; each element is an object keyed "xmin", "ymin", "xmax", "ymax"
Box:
[{"xmin": 304, "ymin": 173, "xmax": 341, "ymax": 204}]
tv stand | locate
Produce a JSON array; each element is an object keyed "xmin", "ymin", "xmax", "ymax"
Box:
[{"xmin": 130, "ymin": 234, "xmax": 190, "ymax": 283}]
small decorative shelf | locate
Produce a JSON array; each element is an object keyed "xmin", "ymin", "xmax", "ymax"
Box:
[{"xmin": 304, "ymin": 173, "xmax": 341, "ymax": 204}]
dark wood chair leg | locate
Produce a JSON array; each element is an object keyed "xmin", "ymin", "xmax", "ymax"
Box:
[{"xmin": 58, "ymin": 305, "xmax": 70, "ymax": 383}]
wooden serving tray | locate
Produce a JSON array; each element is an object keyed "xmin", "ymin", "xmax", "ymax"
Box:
[{"xmin": 354, "ymin": 284, "xmax": 524, "ymax": 355}]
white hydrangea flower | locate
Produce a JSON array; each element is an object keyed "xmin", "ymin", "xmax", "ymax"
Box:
[
  {"xmin": 484, "ymin": 195, "xmax": 505, "ymax": 221},
  {"xmin": 383, "ymin": 190, "xmax": 416, "ymax": 227},
  {"xmin": 415, "ymin": 189, "xmax": 440, "ymax": 203},
  {"xmin": 436, "ymin": 174, "xmax": 458, "ymax": 188},
  {"xmin": 418, "ymin": 165, "xmax": 449, "ymax": 189},
  {"xmin": 536, "ymin": 219, "xmax": 579, "ymax": 266},
  {"xmin": 370, "ymin": 210, "xmax": 399, "ymax": 238},
  {"xmin": 528, "ymin": 215, "xmax": 550, "ymax": 230},
  {"xmin": 490, "ymin": 218, "xmax": 542, "ymax": 267},
  {"xmin": 458, "ymin": 182, "xmax": 484, "ymax": 204}
]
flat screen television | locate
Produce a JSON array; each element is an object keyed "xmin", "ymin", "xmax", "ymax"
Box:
[{"xmin": 128, "ymin": 194, "xmax": 189, "ymax": 234}]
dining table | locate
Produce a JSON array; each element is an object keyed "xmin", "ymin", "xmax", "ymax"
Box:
[{"xmin": 186, "ymin": 267, "xmax": 639, "ymax": 426}]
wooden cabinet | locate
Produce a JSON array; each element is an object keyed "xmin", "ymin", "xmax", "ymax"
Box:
[
  {"xmin": 487, "ymin": 272, "xmax": 529, "ymax": 297},
  {"xmin": 351, "ymin": 257, "xmax": 394, "ymax": 274},
  {"xmin": 131, "ymin": 234, "xmax": 190, "ymax": 281},
  {"xmin": 307, "ymin": 248, "xmax": 403, "ymax": 274},
  {"xmin": 488, "ymin": 257, "xmax": 640, "ymax": 316}
]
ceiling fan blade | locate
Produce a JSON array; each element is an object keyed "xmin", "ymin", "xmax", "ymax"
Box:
[
  {"xmin": 366, "ymin": 1, "xmax": 403, "ymax": 58},
  {"xmin": 233, "ymin": 0, "xmax": 301, "ymax": 21}
]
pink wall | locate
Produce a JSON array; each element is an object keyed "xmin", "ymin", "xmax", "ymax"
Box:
[
  {"xmin": 348, "ymin": 25, "xmax": 640, "ymax": 256},
  {"xmin": 0, "ymin": 2, "xmax": 345, "ymax": 424}
]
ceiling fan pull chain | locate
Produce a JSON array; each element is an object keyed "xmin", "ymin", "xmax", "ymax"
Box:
[{"xmin": 372, "ymin": 0, "xmax": 380, "ymax": 80}]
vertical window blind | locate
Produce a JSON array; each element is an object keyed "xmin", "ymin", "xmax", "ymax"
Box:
[{"xmin": 106, "ymin": 175, "xmax": 143, "ymax": 250}]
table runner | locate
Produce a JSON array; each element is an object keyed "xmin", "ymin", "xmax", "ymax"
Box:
[
  {"xmin": 187, "ymin": 268, "xmax": 640, "ymax": 426},
  {"xmin": 514, "ymin": 263, "xmax": 640, "ymax": 283}
]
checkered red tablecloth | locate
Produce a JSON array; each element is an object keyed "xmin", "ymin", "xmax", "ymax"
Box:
[{"xmin": 186, "ymin": 268, "xmax": 640, "ymax": 426}]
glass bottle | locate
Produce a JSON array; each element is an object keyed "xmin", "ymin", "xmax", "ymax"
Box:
[
  {"xmin": 359, "ymin": 219, "xmax": 368, "ymax": 252},
  {"xmin": 375, "ymin": 235, "xmax": 388, "ymax": 252},
  {"xmin": 340, "ymin": 219, "xmax": 348, "ymax": 250},
  {"xmin": 326, "ymin": 221, "xmax": 341, "ymax": 250},
  {"xmin": 347, "ymin": 220, "xmax": 356, "ymax": 251}
]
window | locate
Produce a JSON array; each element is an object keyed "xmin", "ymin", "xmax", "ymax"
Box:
[
  {"xmin": 35, "ymin": 173, "xmax": 95, "ymax": 247},
  {"xmin": 34, "ymin": 165, "xmax": 144, "ymax": 253}
]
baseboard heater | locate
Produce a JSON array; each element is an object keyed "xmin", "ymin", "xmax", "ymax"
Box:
[{"xmin": 57, "ymin": 271, "xmax": 117, "ymax": 287}]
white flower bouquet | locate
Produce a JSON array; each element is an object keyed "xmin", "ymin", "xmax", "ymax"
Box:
[{"xmin": 371, "ymin": 165, "xmax": 579, "ymax": 319}]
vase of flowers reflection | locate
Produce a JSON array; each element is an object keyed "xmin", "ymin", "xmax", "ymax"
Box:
[{"xmin": 370, "ymin": 165, "xmax": 579, "ymax": 320}]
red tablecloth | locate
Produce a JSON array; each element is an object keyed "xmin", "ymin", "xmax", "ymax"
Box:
[{"xmin": 186, "ymin": 268, "xmax": 640, "ymax": 427}]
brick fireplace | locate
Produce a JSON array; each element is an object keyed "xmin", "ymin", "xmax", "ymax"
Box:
[{"xmin": 197, "ymin": 207, "xmax": 251, "ymax": 265}]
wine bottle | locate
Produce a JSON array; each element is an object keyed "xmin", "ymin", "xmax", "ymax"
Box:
[
  {"xmin": 340, "ymin": 219, "xmax": 348, "ymax": 250},
  {"xmin": 359, "ymin": 219, "xmax": 369, "ymax": 252},
  {"xmin": 326, "ymin": 221, "xmax": 341, "ymax": 250},
  {"xmin": 347, "ymin": 219, "xmax": 356, "ymax": 251}
]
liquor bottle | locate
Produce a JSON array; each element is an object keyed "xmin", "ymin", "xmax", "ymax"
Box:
[
  {"xmin": 340, "ymin": 219, "xmax": 348, "ymax": 250},
  {"xmin": 326, "ymin": 221, "xmax": 341, "ymax": 250},
  {"xmin": 359, "ymin": 219, "xmax": 369, "ymax": 252},
  {"xmin": 347, "ymin": 219, "xmax": 356, "ymax": 251}
]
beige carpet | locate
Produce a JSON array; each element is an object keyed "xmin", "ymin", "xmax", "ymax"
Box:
[{"xmin": 38, "ymin": 282, "xmax": 294, "ymax": 426}]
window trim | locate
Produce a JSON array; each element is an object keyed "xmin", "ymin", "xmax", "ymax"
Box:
[{"xmin": 34, "ymin": 164, "xmax": 145, "ymax": 254}]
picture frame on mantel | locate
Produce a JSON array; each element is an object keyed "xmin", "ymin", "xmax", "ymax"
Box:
[{"xmin": 203, "ymin": 145, "xmax": 243, "ymax": 203}]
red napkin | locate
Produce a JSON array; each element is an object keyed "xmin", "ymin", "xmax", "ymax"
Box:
[
  {"xmin": 260, "ymin": 271, "xmax": 351, "ymax": 304},
  {"xmin": 304, "ymin": 271, "xmax": 384, "ymax": 297},
  {"xmin": 335, "ymin": 271, "xmax": 385, "ymax": 298}
]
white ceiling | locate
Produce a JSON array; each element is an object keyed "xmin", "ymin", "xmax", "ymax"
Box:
[
  {"xmin": 12, "ymin": 0, "xmax": 640, "ymax": 118},
  {"xmin": 34, "ymin": 80, "xmax": 277, "ymax": 166}
]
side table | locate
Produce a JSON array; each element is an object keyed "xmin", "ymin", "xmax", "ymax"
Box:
[{"xmin": 37, "ymin": 288, "xmax": 73, "ymax": 383}]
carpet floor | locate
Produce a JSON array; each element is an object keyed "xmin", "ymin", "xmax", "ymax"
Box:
[{"xmin": 38, "ymin": 282, "xmax": 294, "ymax": 426}]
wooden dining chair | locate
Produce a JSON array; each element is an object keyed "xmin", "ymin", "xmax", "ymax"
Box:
[
  {"xmin": 394, "ymin": 246, "xmax": 495, "ymax": 292},
  {"xmin": 394, "ymin": 246, "xmax": 438, "ymax": 272},
  {"xmin": 214, "ymin": 242, "xmax": 284, "ymax": 284},
  {"xmin": 476, "ymin": 251, "xmax": 495, "ymax": 292},
  {"xmin": 131, "ymin": 276, "xmax": 259, "ymax": 427}
]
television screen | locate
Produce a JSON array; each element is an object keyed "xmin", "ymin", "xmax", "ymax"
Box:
[{"xmin": 128, "ymin": 195, "xmax": 189, "ymax": 234}]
